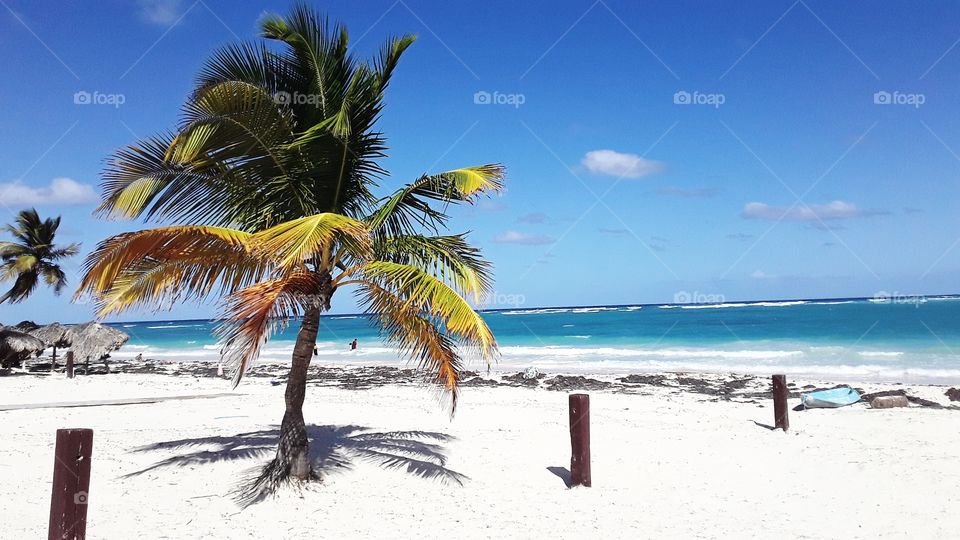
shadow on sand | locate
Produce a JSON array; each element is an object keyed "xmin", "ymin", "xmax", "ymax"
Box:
[
  {"xmin": 124, "ymin": 424, "xmax": 468, "ymax": 507},
  {"xmin": 546, "ymin": 466, "xmax": 572, "ymax": 488}
]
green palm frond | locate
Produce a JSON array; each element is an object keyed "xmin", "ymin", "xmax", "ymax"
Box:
[
  {"xmin": 374, "ymin": 234, "xmax": 493, "ymax": 300},
  {"xmin": 368, "ymin": 164, "xmax": 506, "ymax": 238},
  {"xmin": 351, "ymin": 261, "xmax": 497, "ymax": 363},
  {"xmin": 0, "ymin": 209, "xmax": 77, "ymax": 303},
  {"xmin": 253, "ymin": 212, "xmax": 370, "ymax": 269}
]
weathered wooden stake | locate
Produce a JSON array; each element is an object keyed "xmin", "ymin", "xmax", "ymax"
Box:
[
  {"xmin": 48, "ymin": 429, "xmax": 93, "ymax": 540},
  {"xmin": 772, "ymin": 374, "xmax": 789, "ymax": 431},
  {"xmin": 569, "ymin": 393, "xmax": 591, "ymax": 487},
  {"xmin": 65, "ymin": 352, "xmax": 74, "ymax": 379}
]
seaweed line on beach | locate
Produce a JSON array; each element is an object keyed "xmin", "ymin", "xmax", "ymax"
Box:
[{"xmin": 16, "ymin": 358, "xmax": 958, "ymax": 410}]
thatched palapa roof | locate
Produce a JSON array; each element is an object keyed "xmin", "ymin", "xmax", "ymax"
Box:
[
  {"xmin": 12, "ymin": 320, "xmax": 40, "ymax": 332},
  {"xmin": 0, "ymin": 326, "xmax": 45, "ymax": 353},
  {"xmin": 0, "ymin": 325, "xmax": 46, "ymax": 368},
  {"xmin": 29, "ymin": 322, "xmax": 71, "ymax": 348},
  {"xmin": 65, "ymin": 322, "xmax": 129, "ymax": 361}
]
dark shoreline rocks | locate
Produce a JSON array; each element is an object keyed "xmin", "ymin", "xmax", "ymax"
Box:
[{"xmin": 12, "ymin": 358, "xmax": 959, "ymax": 409}]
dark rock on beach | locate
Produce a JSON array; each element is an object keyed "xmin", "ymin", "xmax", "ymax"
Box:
[
  {"xmin": 501, "ymin": 371, "xmax": 543, "ymax": 387},
  {"xmin": 543, "ymin": 375, "xmax": 614, "ymax": 392},
  {"xmin": 947, "ymin": 388, "xmax": 960, "ymax": 402},
  {"xmin": 618, "ymin": 374, "xmax": 667, "ymax": 386}
]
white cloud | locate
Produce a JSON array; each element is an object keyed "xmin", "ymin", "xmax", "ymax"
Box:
[
  {"xmin": 656, "ymin": 186, "xmax": 719, "ymax": 198},
  {"xmin": 741, "ymin": 201, "xmax": 885, "ymax": 221},
  {"xmin": 581, "ymin": 150, "xmax": 664, "ymax": 179},
  {"xmin": 137, "ymin": 0, "xmax": 184, "ymax": 26},
  {"xmin": 494, "ymin": 230, "xmax": 555, "ymax": 245},
  {"xmin": 751, "ymin": 270, "xmax": 775, "ymax": 279},
  {"xmin": 0, "ymin": 177, "xmax": 98, "ymax": 206},
  {"xmin": 517, "ymin": 212, "xmax": 548, "ymax": 224}
]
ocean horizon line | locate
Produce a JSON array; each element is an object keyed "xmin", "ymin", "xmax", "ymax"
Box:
[{"xmin": 88, "ymin": 291, "xmax": 960, "ymax": 326}]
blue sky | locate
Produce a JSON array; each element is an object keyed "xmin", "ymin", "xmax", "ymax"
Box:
[{"xmin": 1, "ymin": 0, "xmax": 959, "ymax": 323}]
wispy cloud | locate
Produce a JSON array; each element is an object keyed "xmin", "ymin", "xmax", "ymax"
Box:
[
  {"xmin": 656, "ymin": 186, "xmax": 719, "ymax": 198},
  {"xmin": 477, "ymin": 200, "xmax": 507, "ymax": 212},
  {"xmin": 582, "ymin": 149, "xmax": 664, "ymax": 178},
  {"xmin": 494, "ymin": 230, "xmax": 555, "ymax": 245},
  {"xmin": 741, "ymin": 201, "xmax": 887, "ymax": 221},
  {"xmin": 0, "ymin": 177, "xmax": 98, "ymax": 206},
  {"xmin": 517, "ymin": 212, "xmax": 548, "ymax": 224},
  {"xmin": 137, "ymin": 0, "xmax": 184, "ymax": 26},
  {"xmin": 649, "ymin": 236, "xmax": 668, "ymax": 252},
  {"xmin": 726, "ymin": 233, "xmax": 754, "ymax": 241},
  {"xmin": 599, "ymin": 227, "xmax": 629, "ymax": 235},
  {"xmin": 751, "ymin": 270, "xmax": 775, "ymax": 279}
]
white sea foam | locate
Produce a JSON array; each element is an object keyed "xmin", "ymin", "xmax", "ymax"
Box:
[
  {"xmin": 679, "ymin": 301, "xmax": 808, "ymax": 310},
  {"xmin": 145, "ymin": 324, "xmax": 206, "ymax": 329},
  {"xmin": 571, "ymin": 307, "xmax": 617, "ymax": 313},
  {"xmin": 500, "ymin": 308, "xmax": 572, "ymax": 315},
  {"xmin": 497, "ymin": 345, "xmax": 804, "ymax": 360}
]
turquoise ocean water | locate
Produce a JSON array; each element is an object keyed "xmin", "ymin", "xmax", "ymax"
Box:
[{"xmin": 108, "ymin": 296, "xmax": 960, "ymax": 383}]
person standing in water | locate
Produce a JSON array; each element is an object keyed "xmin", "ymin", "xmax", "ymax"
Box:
[{"xmin": 349, "ymin": 339, "xmax": 358, "ymax": 351}]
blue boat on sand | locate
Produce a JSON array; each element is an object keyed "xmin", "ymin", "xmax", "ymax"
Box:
[{"xmin": 801, "ymin": 387, "xmax": 862, "ymax": 408}]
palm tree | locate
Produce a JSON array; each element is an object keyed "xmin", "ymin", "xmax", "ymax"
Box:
[
  {"xmin": 0, "ymin": 209, "xmax": 79, "ymax": 303},
  {"xmin": 77, "ymin": 5, "xmax": 504, "ymax": 490}
]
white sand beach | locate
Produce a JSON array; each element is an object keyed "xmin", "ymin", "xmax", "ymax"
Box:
[{"xmin": 2, "ymin": 367, "xmax": 958, "ymax": 539}]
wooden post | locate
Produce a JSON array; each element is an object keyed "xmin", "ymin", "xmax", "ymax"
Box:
[
  {"xmin": 52, "ymin": 346, "xmax": 57, "ymax": 372},
  {"xmin": 48, "ymin": 429, "xmax": 93, "ymax": 540},
  {"xmin": 569, "ymin": 393, "xmax": 591, "ymax": 487},
  {"xmin": 65, "ymin": 352, "xmax": 74, "ymax": 379},
  {"xmin": 773, "ymin": 374, "xmax": 789, "ymax": 431}
]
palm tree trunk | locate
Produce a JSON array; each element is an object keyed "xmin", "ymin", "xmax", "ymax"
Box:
[
  {"xmin": 272, "ymin": 269, "xmax": 333, "ymax": 481},
  {"xmin": 276, "ymin": 303, "xmax": 321, "ymax": 480}
]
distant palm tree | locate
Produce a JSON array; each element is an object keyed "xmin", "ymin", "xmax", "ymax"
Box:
[
  {"xmin": 77, "ymin": 5, "xmax": 503, "ymax": 491},
  {"xmin": 0, "ymin": 209, "xmax": 79, "ymax": 303}
]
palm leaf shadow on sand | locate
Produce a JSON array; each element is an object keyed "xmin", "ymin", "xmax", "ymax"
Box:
[{"xmin": 123, "ymin": 425, "xmax": 468, "ymax": 507}]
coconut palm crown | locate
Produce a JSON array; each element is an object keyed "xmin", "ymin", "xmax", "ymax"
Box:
[
  {"xmin": 76, "ymin": 5, "xmax": 503, "ymax": 488},
  {"xmin": 1, "ymin": 209, "xmax": 80, "ymax": 303}
]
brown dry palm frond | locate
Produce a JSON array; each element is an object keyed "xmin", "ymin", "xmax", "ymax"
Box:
[{"xmin": 216, "ymin": 271, "xmax": 331, "ymax": 386}]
